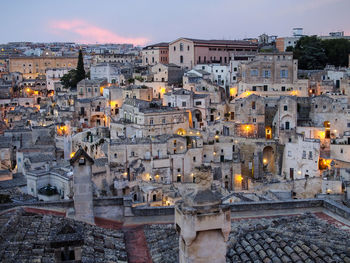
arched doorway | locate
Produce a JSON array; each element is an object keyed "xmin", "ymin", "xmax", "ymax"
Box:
[{"xmin": 262, "ymin": 146, "xmax": 275, "ymax": 174}]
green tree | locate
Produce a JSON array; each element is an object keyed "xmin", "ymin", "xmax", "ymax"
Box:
[
  {"xmin": 293, "ymin": 36, "xmax": 327, "ymax": 70},
  {"xmin": 76, "ymin": 49, "xmax": 86, "ymax": 82},
  {"xmin": 322, "ymin": 39, "xmax": 350, "ymax": 67},
  {"xmin": 60, "ymin": 50, "xmax": 86, "ymax": 89},
  {"xmin": 60, "ymin": 69, "xmax": 77, "ymax": 89}
]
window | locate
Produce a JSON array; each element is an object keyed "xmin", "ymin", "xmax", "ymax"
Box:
[
  {"xmin": 177, "ymin": 168, "xmax": 181, "ymax": 172},
  {"xmin": 187, "ymin": 45, "xmax": 190, "ymax": 51},
  {"xmin": 250, "ymin": 69, "xmax": 258, "ymax": 77},
  {"xmin": 252, "ymin": 86, "xmax": 256, "ymax": 91},
  {"xmin": 252, "ymin": 101, "xmax": 256, "ymax": 109},
  {"xmin": 182, "ymin": 101, "xmax": 186, "ymax": 107},
  {"xmin": 263, "ymin": 85, "xmax": 268, "ymax": 91},
  {"xmin": 285, "ymin": 121, "xmax": 290, "ymax": 130},
  {"xmin": 131, "ymin": 151, "xmax": 135, "ymax": 157},
  {"xmin": 180, "ymin": 55, "xmax": 183, "ymax": 63},
  {"xmin": 281, "ymin": 86, "xmax": 286, "ymax": 91},
  {"xmin": 263, "ymin": 70, "xmax": 271, "ymax": 78},
  {"xmin": 174, "ymin": 46, "xmax": 176, "ymax": 51},
  {"xmin": 234, "ymin": 67, "xmax": 237, "ymax": 72},
  {"xmin": 280, "ymin": 69, "xmax": 288, "ymax": 78},
  {"xmin": 302, "ymin": 150, "xmax": 306, "ymax": 159},
  {"xmin": 162, "ymin": 118, "xmax": 165, "ymax": 124},
  {"xmin": 195, "ymin": 101, "xmax": 202, "ymax": 106},
  {"xmin": 284, "ymin": 105, "xmax": 288, "ymax": 111},
  {"xmin": 288, "ymin": 151, "xmax": 292, "ymax": 157},
  {"xmin": 150, "ymin": 119, "xmax": 154, "ymax": 125},
  {"xmin": 253, "ymin": 118, "xmax": 256, "ymax": 123},
  {"xmin": 308, "ymin": 151, "xmax": 313, "ymax": 160},
  {"xmin": 198, "ymin": 56, "xmax": 201, "ymax": 63},
  {"xmin": 180, "ymin": 43, "xmax": 184, "ymax": 51},
  {"xmin": 193, "ymin": 156, "xmax": 196, "ymax": 162}
]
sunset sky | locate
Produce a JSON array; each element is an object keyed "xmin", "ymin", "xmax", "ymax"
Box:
[{"xmin": 1, "ymin": 0, "xmax": 349, "ymax": 46}]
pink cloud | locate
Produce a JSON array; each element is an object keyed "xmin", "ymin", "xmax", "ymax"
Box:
[{"xmin": 50, "ymin": 19, "xmax": 149, "ymax": 46}]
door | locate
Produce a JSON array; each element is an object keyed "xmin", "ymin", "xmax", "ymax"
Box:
[
  {"xmin": 285, "ymin": 121, "xmax": 290, "ymax": 130},
  {"xmin": 290, "ymin": 168, "xmax": 294, "ymax": 180}
]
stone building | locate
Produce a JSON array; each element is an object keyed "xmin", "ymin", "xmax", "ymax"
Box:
[
  {"xmin": 232, "ymin": 94, "xmax": 266, "ymax": 138},
  {"xmin": 26, "ymin": 163, "xmax": 73, "ymax": 200},
  {"xmin": 46, "ymin": 68, "xmax": 70, "ymax": 91},
  {"xmin": 9, "ymin": 56, "xmax": 77, "ymax": 79},
  {"xmin": 90, "ymin": 63, "xmax": 121, "ymax": 84},
  {"xmin": 282, "ymin": 134, "xmax": 320, "ymax": 180},
  {"xmin": 238, "ymin": 52, "xmax": 308, "ymax": 97},
  {"xmin": 77, "ymin": 79, "xmax": 107, "ymax": 99},
  {"xmin": 141, "ymin": 42, "xmax": 169, "ymax": 66},
  {"xmin": 74, "ymin": 97, "xmax": 107, "ymax": 128},
  {"xmin": 123, "ymin": 85, "xmax": 153, "ymax": 101},
  {"xmin": 150, "ymin": 63, "xmax": 184, "ymax": 84},
  {"xmin": 114, "ymin": 98, "xmax": 189, "ymax": 138},
  {"xmin": 92, "ymin": 53, "xmax": 136, "ymax": 64}
]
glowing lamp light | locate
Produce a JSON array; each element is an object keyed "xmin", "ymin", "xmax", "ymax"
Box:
[
  {"xmin": 236, "ymin": 174, "xmax": 243, "ymax": 182},
  {"xmin": 70, "ymin": 152, "xmax": 76, "ymax": 158},
  {"xmin": 263, "ymin": 158, "xmax": 267, "ymax": 164},
  {"xmin": 298, "ymin": 171, "xmax": 302, "ymax": 175},
  {"xmin": 26, "ymin": 88, "xmax": 31, "ymax": 92}
]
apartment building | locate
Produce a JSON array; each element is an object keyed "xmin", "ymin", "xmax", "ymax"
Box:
[{"xmin": 169, "ymin": 37, "xmax": 258, "ymax": 69}]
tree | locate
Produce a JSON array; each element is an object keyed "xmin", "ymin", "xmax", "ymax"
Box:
[
  {"xmin": 322, "ymin": 39, "xmax": 350, "ymax": 67},
  {"xmin": 60, "ymin": 50, "xmax": 86, "ymax": 89},
  {"xmin": 61, "ymin": 69, "xmax": 77, "ymax": 89},
  {"xmin": 293, "ymin": 36, "xmax": 327, "ymax": 70},
  {"xmin": 76, "ymin": 49, "xmax": 86, "ymax": 82}
]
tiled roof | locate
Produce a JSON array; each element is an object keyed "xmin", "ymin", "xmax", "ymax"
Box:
[
  {"xmin": 143, "ymin": 213, "xmax": 350, "ymax": 263},
  {"xmin": 0, "ymin": 209, "xmax": 127, "ymax": 262}
]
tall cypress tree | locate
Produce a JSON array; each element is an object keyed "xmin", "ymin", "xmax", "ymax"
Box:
[{"xmin": 76, "ymin": 49, "xmax": 86, "ymax": 82}]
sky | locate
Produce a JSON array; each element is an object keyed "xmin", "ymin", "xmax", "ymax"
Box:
[{"xmin": 1, "ymin": 0, "xmax": 349, "ymax": 46}]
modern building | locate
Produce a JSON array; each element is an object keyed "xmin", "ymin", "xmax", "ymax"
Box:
[{"xmin": 169, "ymin": 38, "xmax": 258, "ymax": 69}]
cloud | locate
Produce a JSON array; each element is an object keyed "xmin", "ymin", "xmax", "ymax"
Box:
[{"xmin": 50, "ymin": 19, "xmax": 149, "ymax": 45}]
